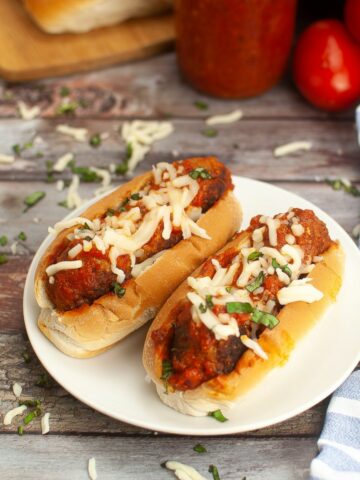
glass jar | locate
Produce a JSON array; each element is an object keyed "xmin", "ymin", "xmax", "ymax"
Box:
[{"xmin": 175, "ymin": 0, "xmax": 298, "ymax": 98}]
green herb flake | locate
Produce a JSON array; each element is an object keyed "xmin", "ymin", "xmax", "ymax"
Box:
[
  {"xmin": 71, "ymin": 165, "xmax": 100, "ymax": 183},
  {"xmin": 160, "ymin": 359, "xmax": 172, "ymax": 393},
  {"xmin": 126, "ymin": 142, "xmax": 133, "ymax": 160},
  {"xmin": 0, "ymin": 254, "xmax": 8, "ymax": 265},
  {"xmin": 208, "ymin": 409, "xmax": 228, "ymax": 422},
  {"xmin": 23, "ymin": 407, "xmax": 42, "ymax": 425},
  {"xmin": 89, "ymin": 133, "xmax": 102, "ymax": 148},
  {"xmin": 194, "ymin": 100, "xmax": 208, "ymax": 110},
  {"xmin": 19, "ymin": 399, "xmax": 41, "ymax": 408},
  {"xmin": 18, "ymin": 231, "xmax": 27, "ymax": 241},
  {"xmin": 106, "ymin": 208, "xmax": 116, "ymax": 217},
  {"xmin": 202, "ymin": 128, "xmax": 218, "ymax": 138},
  {"xmin": 115, "ymin": 162, "xmax": 128, "ymax": 175},
  {"xmin": 0, "ymin": 235, "xmax": 8, "ymax": 246},
  {"xmin": 22, "ymin": 351, "xmax": 31, "ymax": 363},
  {"xmin": 130, "ymin": 193, "xmax": 141, "ymax": 201},
  {"xmin": 59, "ymin": 86, "xmax": 70, "ymax": 97},
  {"xmin": 199, "ymin": 303, "xmax": 207, "ymax": 313},
  {"xmin": 58, "ymin": 200, "xmax": 69, "ymax": 209},
  {"xmin": 17, "ymin": 425, "xmax": 24, "ymax": 436},
  {"xmin": 205, "ymin": 294, "xmax": 214, "ymax": 309},
  {"xmin": 246, "ymin": 271, "xmax": 264, "ymax": 293},
  {"xmin": 23, "ymin": 191, "xmax": 46, "ymax": 211},
  {"xmin": 209, "ymin": 464, "xmax": 221, "ymax": 480},
  {"xmin": 225, "ymin": 286, "xmax": 232, "ymax": 293},
  {"xmin": 12, "ymin": 144, "xmax": 21, "ymax": 155},
  {"xmin": 118, "ymin": 197, "xmax": 130, "ymax": 212},
  {"xmin": 193, "ymin": 443, "xmax": 207, "ymax": 453},
  {"xmin": 325, "ymin": 178, "xmax": 360, "ymax": 197},
  {"xmin": 35, "ymin": 373, "xmax": 52, "ymax": 389},
  {"xmin": 226, "ymin": 302, "xmax": 253, "ymax": 314},
  {"xmin": 189, "ymin": 167, "xmax": 212, "ymax": 180},
  {"xmin": 57, "ymin": 101, "xmax": 78, "ymax": 115},
  {"xmin": 112, "ymin": 282, "xmax": 126, "ymax": 298},
  {"xmin": 251, "ymin": 309, "xmax": 279, "ymax": 329},
  {"xmin": 247, "ymin": 251, "xmax": 263, "ymax": 262},
  {"xmin": 271, "ymin": 258, "xmax": 291, "ymax": 277}
]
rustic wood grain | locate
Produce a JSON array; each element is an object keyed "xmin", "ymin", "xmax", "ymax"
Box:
[
  {"xmin": 0, "ymin": 332, "xmax": 332, "ymax": 437},
  {"xmin": 0, "ymin": 435, "xmax": 317, "ymax": 479},
  {"xmin": 0, "ymin": 53, "xmax": 353, "ymax": 120}
]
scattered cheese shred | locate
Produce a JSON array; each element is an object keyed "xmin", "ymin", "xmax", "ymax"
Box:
[
  {"xmin": 121, "ymin": 120, "xmax": 174, "ymax": 173},
  {"xmin": 56, "ymin": 124, "xmax": 88, "ymax": 142},
  {"xmin": 352, "ymin": 223, "xmax": 360, "ymax": 238},
  {"xmin": 91, "ymin": 167, "xmax": 112, "ymax": 197},
  {"xmin": 41, "ymin": 412, "xmax": 50, "ymax": 435},
  {"xmin": 88, "ymin": 457, "xmax": 97, "ymax": 480},
  {"xmin": 206, "ymin": 109, "xmax": 243, "ymax": 126},
  {"xmin": 53, "ymin": 152, "xmax": 74, "ymax": 172},
  {"xmin": 17, "ymin": 101, "xmax": 40, "ymax": 120},
  {"xmin": 165, "ymin": 461, "xmax": 208, "ymax": 480},
  {"xmin": 3, "ymin": 405, "xmax": 27, "ymax": 425},
  {"xmin": 67, "ymin": 175, "xmax": 84, "ymax": 209},
  {"xmin": 12, "ymin": 383, "xmax": 22, "ymax": 398},
  {"xmin": 46, "ymin": 260, "xmax": 83, "ymax": 277},
  {"xmin": 56, "ymin": 180, "xmax": 65, "ymax": 192},
  {"xmin": 0, "ymin": 154, "xmax": 15, "ymax": 164},
  {"xmin": 10, "ymin": 241, "xmax": 18, "ymax": 255},
  {"xmin": 240, "ymin": 335, "xmax": 268, "ymax": 360},
  {"xmin": 273, "ymin": 141, "xmax": 312, "ymax": 158}
]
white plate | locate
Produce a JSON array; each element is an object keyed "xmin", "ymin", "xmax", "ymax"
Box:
[{"xmin": 23, "ymin": 177, "xmax": 360, "ymax": 435}]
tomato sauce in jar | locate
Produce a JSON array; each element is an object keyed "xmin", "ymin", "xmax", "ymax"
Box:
[{"xmin": 175, "ymin": 0, "xmax": 298, "ymax": 98}]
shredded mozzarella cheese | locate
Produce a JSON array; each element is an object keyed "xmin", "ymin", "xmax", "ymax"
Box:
[
  {"xmin": 17, "ymin": 101, "xmax": 40, "ymax": 120},
  {"xmin": 53, "ymin": 152, "xmax": 74, "ymax": 172},
  {"xmin": 274, "ymin": 141, "xmax": 312, "ymax": 157},
  {"xmin": 46, "ymin": 260, "xmax": 83, "ymax": 276},
  {"xmin": 206, "ymin": 109, "xmax": 243, "ymax": 125},
  {"xmin": 165, "ymin": 461, "xmax": 208, "ymax": 480},
  {"xmin": 56, "ymin": 124, "xmax": 88, "ymax": 142},
  {"xmin": 88, "ymin": 458, "xmax": 97, "ymax": 480},
  {"xmin": 240, "ymin": 335, "xmax": 268, "ymax": 360},
  {"xmin": 41, "ymin": 412, "xmax": 50, "ymax": 435},
  {"xmin": 0, "ymin": 154, "xmax": 15, "ymax": 164},
  {"xmin": 3, "ymin": 405, "xmax": 27, "ymax": 425},
  {"xmin": 12, "ymin": 383, "xmax": 22, "ymax": 398},
  {"xmin": 68, "ymin": 243, "xmax": 83, "ymax": 259}
]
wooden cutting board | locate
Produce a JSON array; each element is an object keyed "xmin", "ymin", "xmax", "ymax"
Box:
[{"xmin": 0, "ymin": 1, "xmax": 175, "ymax": 83}]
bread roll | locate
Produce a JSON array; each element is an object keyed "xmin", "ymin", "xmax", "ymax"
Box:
[{"xmin": 23, "ymin": 0, "xmax": 173, "ymax": 34}]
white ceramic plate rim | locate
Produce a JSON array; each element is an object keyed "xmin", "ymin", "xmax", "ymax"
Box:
[{"xmin": 23, "ymin": 176, "xmax": 360, "ymax": 435}]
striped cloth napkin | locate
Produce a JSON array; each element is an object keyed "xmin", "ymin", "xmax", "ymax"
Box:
[{"xmin": 310, "ymin": 370, "xmax": 360, "ymax": 480}]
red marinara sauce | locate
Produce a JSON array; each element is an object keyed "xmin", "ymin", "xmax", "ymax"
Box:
[{"xmin": 175, "ymin": 0, "xmax": 298, "ymax": 98}]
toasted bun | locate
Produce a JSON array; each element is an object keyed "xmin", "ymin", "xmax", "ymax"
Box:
[
  {"xmin": 23, "ymin": 0, "xmax": 173, "ymax": 34},
  {"xmin": 35, "ymin": 167, "xmax": 242, "ymax": 358},
  {"xmin": 143, "ymin": 235, "xmax": 344, "ymax": 416}
]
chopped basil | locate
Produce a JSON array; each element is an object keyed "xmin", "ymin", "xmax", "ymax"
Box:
[
  {"xmin": 115, "ymin": 162, "xmax": 128, "ymax": 175},
  {"xmin": 225, "ymin": 286, "xmax": 232, "ymax": 293},
  {"xmin": 130, "ymin": 193, "xmax": 141, "ymax": 201},
  {"xmin": 12, "ymin": 144, "xmax": 21, "ymax": 155},
  {"xmin": 0, "ymin": 235, "xmax": 8, "ymax": 246},
  {"xmin": 193, "ymin": 443, "xmax": 207, "ymax": 453},
  {"xmin": 246, "ymin": 271, "xmax": 264, "ymax": 293},
  {"xmin": 18, "ymin": 231, "xmax": 27, "ymax": 241},
  {"xmin": 126, "ymin": 142, "xmax": 133, "ymax": 160},
  {"xmin": 205, "ymin": 294, "xmax": 214, "ymax": 309},
  {"xmin": 189, "ymin": 167, "xmax": 212, "ymax": 180},
  {"xmin": 12, "ymin": 140, "xmax": 33, "ymax": 156},
  {"xmin": 194, "ymin": 100, "xmax": 208, "ymax": 110},
  {"xmin": 325, "ymin": 178, "xmax": 360, "ymax": 197},
  {"xmin": 45, "ymin": 160, "xmax": 55, "ymax": 183},
  {"xmin": 202, "ymin": 128, "xmax": 218, "ymax": 138},
  {"xmin": 58, "ymin": 200, "xmax": 69, "ymax": 209},
  {"xmin": 22, "ymin": 351, "xmax": 31, "ymax": 363},
  {"xmin": 89, "ymin": 133, "xmax": 102, "ymax": 148},
  {"xmin": 23, "ymin": 407, "xmax": 42, "ymax": 425},
  {"xmin": 23, "ymin": 191, "xmax": 46, "ymax": 211},
  {"xmin": 118, "ymin": 197, "xmax": 130, "ymax": 212},
  {"xmin": 209, "ymin": 464, "xmax": 221, "ymax": 480},
  {"xmin": 199, "ymin": 303, "xmax": 207, "ymax": 313},
  {"xmin": 271, "ymin": 258, "xmax": 291, "ymax": 277},
  {"xmin": 161, "ymin": 359, "xmax": 172, "ymax": 393},
  {"xmin": 251, "ymin": 309, "xmax": 279, "ymax": 329},
  {"xmin": 71, "ymin": 164, "xmax": 101, "ymax": 183},
  {"xmin": 247, "ymin": 251, "xmax": 263, "ymax": 262},
  {"xmin": 0, "ymin": 254, "xmax": 8, "ymax": 265},
  {"xmin": 60, "ymin": 86, "xmax": 70, "ymax": 97},
  {"xmin": 106, "ymin": 208, "xmax": 116, "ymax": 217},
  {"xmin": 208, "ymin": 409, "xmax": 228, "ymax": 422},
  {"xmin": 112, "ymin": 282, "xmax": 126, "ymax": 298},
  {"xmin": 17, "ymin": 425, "xmax": 24, "ymax": 436},
  {"xmin": 35, "ymin": 372, "xmax": 52, "ymax": 388},
  {"xmin": 19, "ymin": 399, "xmax": 41, "ymax": 408},
  {"xmin": 57, "ymin": 101, "xmax": 78, "ymax": 114},
  {"xmin": 226, "ymin": 302, "xmax": 253, "ymax": 314}
]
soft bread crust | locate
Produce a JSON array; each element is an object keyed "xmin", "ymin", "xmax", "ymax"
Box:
[
  {"xmin": 143, "ymin": 234, "xmax": 344, "ymax": 415},
  {"xmin": 23, "ymin": 0, "xmax": 173, "ymax": 34},
  {"xmin": 35, "ymin": 168, "xmax": 242, "ymax": 358}
]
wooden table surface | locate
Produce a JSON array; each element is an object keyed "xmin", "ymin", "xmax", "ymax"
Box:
[{"xmin": 0, "ymin": 52, "xmax": 359, "ymax": 480}]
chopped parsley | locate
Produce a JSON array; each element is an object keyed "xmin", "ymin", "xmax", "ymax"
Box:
[
  {"xmin": 208, "ymin": 409, "xmax": 228, "ymax": 422},
  {"xmin": 189, "ymin": 167, "xmax": 212, "ymax": 180},
  {"xmin": 57, "ymin": 101, "xmax": 78, "ymax": 115},
  {"xmin": 0, "ymin": 254, "xmax": 8, "ymax": 265},
  {"xmin": 202, "ymin": 128, "xmax": 218, "ymax": 138},
  {"xmin": 193, "ymin": 443, "xmax": 207, "ymax": 453},
  {"xmin": 194, "ymin": 100, "xmax": 208, "ymax": 110},
  {"xmin": 18, "ymin": 231, "xmax": 27, "ymax": 241},
  {"xmin": 209, "ymin": 464, "xmax": 221, "ymax": 480},
  {"xmin": 271, "ymin": 258, "xmax": 291, "ymax": 277},
  {"xmin": 246, "ymin": 271, "xmax": 264, "ymax": 292},
  {"xmin": 0, "ymin": 235, "xmax": 8, "ymax": 246},
  {"xmin": 89, "ymin": 133, "xmax": 102, "ymax": 148},
  {"xmin": 112, "ymin": 282, "xmax": 126, "ymax": 298},
  {"xmin": 325, "ymin": 178, "xmax": 360, "ymax": 197},
  {"xmin": 247, "ymin": 251, "xmax": 263, "ymax": 262},
  {"xmin": 23, "ymin": 191, "xmax": 46, "ymax": 212}
]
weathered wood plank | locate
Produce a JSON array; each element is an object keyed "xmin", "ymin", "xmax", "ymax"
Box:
[
  {"xmin": 0, "ymin": 331, "xmax": 343, "ymax": 437},
  {"xmin": 0, "ymin": 435, "xmax": 317, "ymax": 480},
  {"xmin": 0, "ymin": 118, "xmax": 358, "ymax": 182},
  {"xmin": 0, "ymin": 181, "xmax": 358, "ymax": 258},
  {"xmin": 0, "ymin": 53, "xmax": 353, "ymax": 120}
]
